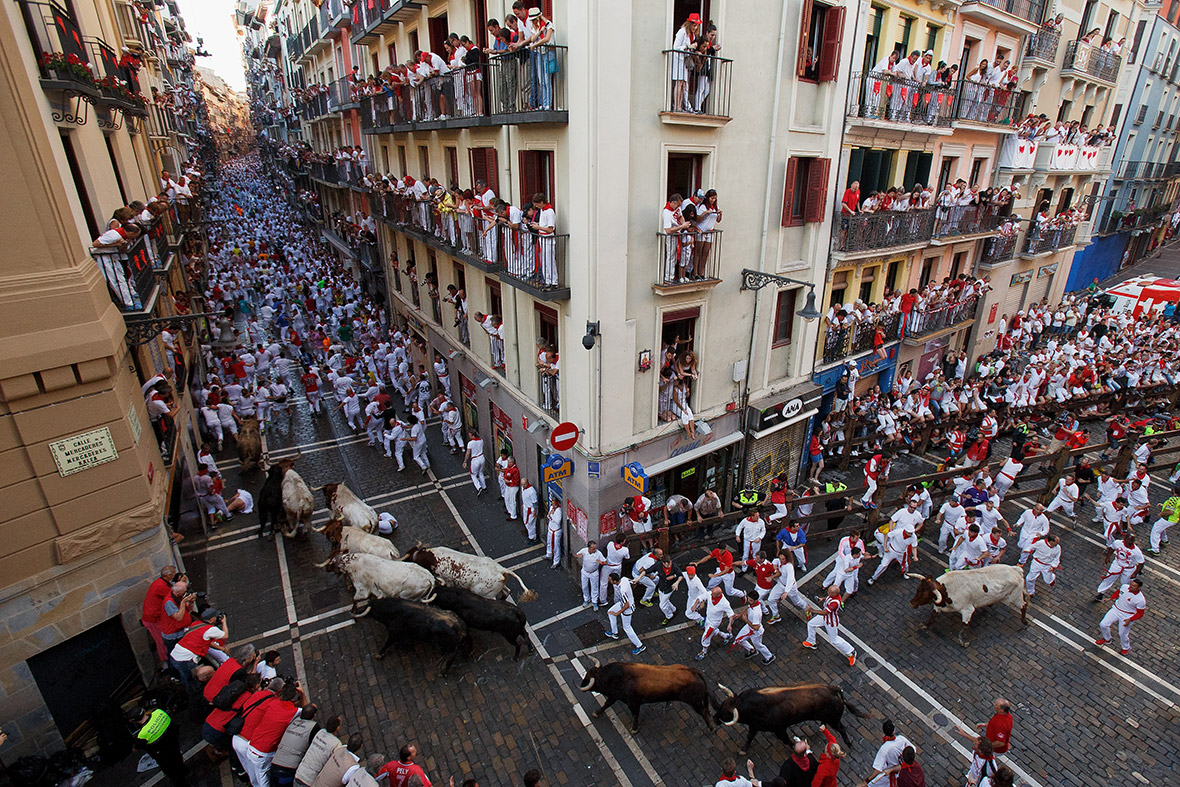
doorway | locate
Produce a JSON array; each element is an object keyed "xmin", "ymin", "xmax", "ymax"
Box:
[{"xmin": 667, "ymin": 153, "xmax": 705, "ymax": 200}]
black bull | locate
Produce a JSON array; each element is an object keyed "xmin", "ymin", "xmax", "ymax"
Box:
[
  {"xmin": 578, "ymin": 661, "xmax": 713, "ymax": 734},
  {"xmin": 714, "ymin": 683, "xmax": 870, "ymax": 754}
]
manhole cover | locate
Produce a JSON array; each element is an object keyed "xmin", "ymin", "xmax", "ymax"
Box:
[
  {"xmin": 932, "ymin": 713, "xmax": 949, "ymax": 726},
  {"xmin": 309, "ymin": 587, "xmax": 343, "ymax": 611},
  {"xmin": 573, "ymin": 621, "xmax": 605, "ymax": 647},
  {"xmin": 862, "ymin": 657, "xmax": 879, "ymax": 670}
]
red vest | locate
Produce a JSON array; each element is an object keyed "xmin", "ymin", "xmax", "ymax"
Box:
[{"xmin": 177, "ymin": 623, "xmax": 220, "ymax": 657}]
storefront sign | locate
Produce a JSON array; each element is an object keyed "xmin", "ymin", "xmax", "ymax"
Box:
[
  {"xmin": 988, "ymin": 303, "xmax": 998, "ymax": 324},
  {"xmin": 49, "ymin": 427, "xmax": 119, "ymax": 477},
  {"xmin": 600, "ymin": 508, "xmax": 626, "ymax": 537},
  {"xmin": 544, "ymin": 454, "xmax": 573, "ymax": 483},
  {"xmin": 812, "ymin": 346, "xmax": 898, "ymax": 390},
  {"xmin": 587, "ymin": 461, "xmax": 601, "ymax": 478},
  {"xmin": 668, "ymin": 433, "xmax": 715, "ymax": 460},
  {"xmin": 567, "ymin": 501, "xmax": 589, "ymax": 541},
  {"xmin": 622, "ymin": 461, "xmax": 648, "ymax": 494},
  {"xmin": 780, "ymin": 398, "xmax": 803, "ymax": 419},
  {"xmin": 680, "ymin": 466, "xmax": 696, "ymax": 480}
]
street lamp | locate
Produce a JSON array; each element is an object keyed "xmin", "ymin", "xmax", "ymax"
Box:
[{"xmin": 739, "ymin": 269, "xmax": 821, "ymax": 320}]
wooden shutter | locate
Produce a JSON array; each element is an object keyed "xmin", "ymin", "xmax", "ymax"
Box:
[
  {"xmin": 469, "ymin": 148, "xmax": 500, "ymax": 194},
  {"xmin": 485, "ymin": 148, "xmax": 499, "ymax": 195},
  {"xmin": 781, "ymin": 157, "xmax": 799, "ymax": 227},
  {"xmin": 817, "ymin": 6, "xmax": 845, "ymax": 82},
  {"xmin": 446, "ymin": 147, "xmax": 459, "ymax": 187},
  {"xmin": 803, "ymin": 158, "xmax": 831, "ymax": 223},
  {"xmin": 519, "ymin": 151, "xmax": 542, "ymax": 204},
  {"xmin": 796, "ymin": 0, "xmax": 814, "ymax": 77}
]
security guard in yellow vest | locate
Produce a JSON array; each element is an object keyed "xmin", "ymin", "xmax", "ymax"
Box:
[{"xmin": 128, "ymin": 706, "xmax": 188, "ymax": 787}]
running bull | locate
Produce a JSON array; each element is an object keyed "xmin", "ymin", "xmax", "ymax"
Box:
[
  {"xmin": 237, "ymin": 418, "xmax": 263, "ymax": 473},
  {"xmin": 325, "ymin": 552, "xmax": 438, "ymax": 612},
  {"xmin": 579, "ymin": 660, "xmax": 713, "ymax": 734},
  {"xmin": 402, "ymin": 546, "xmax": 539, "ymax": 602},
  {"xmin": 908, "ymin": 564, "xmax": 1028, "ymax": 645},
  {"xmin": 430, "ymin": 585, "xmax": 531, "ymax": 659},
  {"xmin": 715, "ymin": 683, "xmax": 870, "ymax": 754},
  {"xmin": 362, "ymin": 598, "xmax": 472, "ymax": 675}
]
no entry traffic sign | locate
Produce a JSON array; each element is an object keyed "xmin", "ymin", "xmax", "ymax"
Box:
[{"xmin": 550, "ymin": 421, "xmax": 579, "ymax": 451}]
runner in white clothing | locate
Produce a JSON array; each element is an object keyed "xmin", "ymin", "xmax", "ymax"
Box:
[
  {"xmin": 520, "ymin": 481, "xmax": 539, "ymax": 540},
  {"xmin": 731, "ymin": 592, "xmax": 775, "ymax": 665},
  {"xmin": 1095, "ymin": 578, "xmax": 1146, "ymax": 654},
  {"xmin": 603, "ymin": 574, "xmax": 646, "ymax": 655},
  {"xmin": 463, "ymin": 434, "xmax": 486, "ymax": 493},
  {"xmin": 1015, "ymin": 504, "xmax": 1050, "ymax": 564},
  {"xmin": 1094, "ymin": 534, "xmax": 1145, "ymax": 597},
  {"xmin": 693, "ymin": 586, "xmax": 734, "ymax": 660},
  {"xmin": 599, "ymin": 535, "xmax": 631, "ymax": 604},
  {"xmin": 1024, "ymin": 534, "xmax": 1061, "ymax": 596},
  {"xmin": 545, "ymin": 498, "xmax": 563, "ymax": 568},
  {"xmin": 682, "ymin": 565, "xmax": 709, "ymax": 623},
  {"xmin": 734, "ymin": 510, "xmax": 766, "ymax": 571},
  {"xmin": 575, "ymin": 541, "xmax": 608, "ymax": 608},
  {"xmin": 803, "ymin": 586, "xmax": 857, "ymax": 665},
  {"xmin": 1045, "ymin": 473, "xmax": 1079, "ymax": 519},
  {"xmin": 765, "ymin": 552, "xmax": 809, "ymax": 623}
]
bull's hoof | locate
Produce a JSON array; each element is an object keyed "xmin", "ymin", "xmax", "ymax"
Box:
[
  {"xmin": 591, "ymin": 709, "xmax": 604, "ymax": 719},
  {"xmin": 629, "ymin": 726, "xmax": 639, "ymax": 735},
  {"xmin": 957, "ymin": 635, "xmax": 969, "ymax": 647}
]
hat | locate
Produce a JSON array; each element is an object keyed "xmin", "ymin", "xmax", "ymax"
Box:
[
  {"xmin": 924, "ymin": 49, "xmax": 934, "ymax": 56},
  {"xmin": 528, "ymin": 7, "xmax": 542, "ymax": 18},
  {"xmin": 201, "ymin": 608, "xmax": 223, "ymax": 622},
  {"xmin": 686, "ymin": 565, "xmax": 696, "ymax": 577},
  {"xmin": 687, "ymin": 12, "xmax": 702, "ymax": 23}
]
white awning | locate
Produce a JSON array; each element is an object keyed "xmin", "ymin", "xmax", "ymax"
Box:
[
  {"xmin": 751, "ymin": 407, "xmax": 819, "ymax": 440},
  {"xmin": 643, "ymin": 430, "xmax": 744, "ymax": 477}
]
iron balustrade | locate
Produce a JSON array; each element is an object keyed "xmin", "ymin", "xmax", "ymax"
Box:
[
  {"xmin": 1116, "ymin": 159, "xmax": 1167, "ymax": 180},
  {"xmin": 1062, "ymin": 41, "xmax": 1121, "ymax": 82},
  {"xmin": 968, "ymin": 0, "xmax": 1046, "ymax": 24},
  {"xmin": 318, "ymin": 0, "xmax": 346, "ymax": 30},
  {"xmin": 114, "ymin": 1, "xmax": 156, "ymax": 52},
  {"xmin": 358, "ymin": 47, "xmax": 567, "ymax": 129},
  {"xmin": 955, "ymin": 81, "xmax": 1023, "ymax": 126},
  {"xmin": 980, "ymin": 233, "xmax": 1019, "ymax": 264},
  {"xmin": 846, "ymin": 72, "xmax": 955, "ymax": 128},
  {"xmin": 661, "ymin": 50, "xmax": 733, "ymax": 118},
  {"xmin": 655, "ymin": 230, "xmax": 724, "ymax": 286},
  {"xmin": 352, "ymin": 0, "xmax": 391, "ymax": 30},
  {"xmin": 537, "ymin": 369, "xmax": 559, "ymax": 414},
  {"xmin": 906, "ymin": 294, "xmax": 981, "ymax": 339},
  {"xmin": 1099, "ymin": 207, "xmax": 1171, "ymax": 235},
  {"xmin": 835, "ymin": 208, "xmax": 935, "ymax": 253},
  {"xmin": 1025, "ymin": 27, "xmax": 1060, "ymax": 62},
  {"xmin": 932, "ymin": 204, "xmax": 1009, "ymax": 238},
  {"xmin": 326, "ymin": 77, "xmax": 358, "ymax": 112},
  {"xmin": 1023, "ymin": 224, "xmax": 1078, "ymax": 255},
  {"xmin": 92, "ymin": 235, "xmax": 155, "ymax": 311},
  {"xmin": 822, "ymin": 312, "xmax": 902, "ymax": 365},
  {"xmin": 17, "ymin": 0, "xmax": 93, "ymax": 90}
]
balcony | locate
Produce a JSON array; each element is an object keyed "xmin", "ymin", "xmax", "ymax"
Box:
[
  {"xmin": 326, "ymin": 77, "xmax": 359, "ymax": 113},
  {"xmin": 352, "ymin": 0, "xmax": 420, "ymax": 44},
  {"xmin": 958, "ymin": 0, "xmax": 1046, "ymax": 35},
  {"xmin": 318, "ymin": 0, "xmax": 349, "ymax": 36},
  {"xmin": 307, "ymin": 160, "xmax": 363, "ymax": 187},
  {"xmin": 979, "ymin": 233, "xmax": 1020, "ymax": 266},
  {"xmin": 87, "ymin": 38, "xmax": 147, "ymax": 117},
  {"xmin": 93, "ymin": 235, "xmax": 157, "ymax": 313},
  {"xmin": 1025, "ymin": 28, "xmax": 1060, "ymax": 64},
  {"xmin": 954, "ymin": 83, "xmax": 1023, "ymax": 130},
  {"xmin": 845, "ymin": 72, "xmax": 954, "ymax": 132},
  {"xmin": 1021, "ymin": 224, "xmax": 1078, "ymax": 256},
  {"xmin": 114, "ymin": 0, "xmax": 157, "ymax": 56},
  {"xmin": 904, "ymin": 294, "xmax": 981, "ymax": 343},
  {"xmin": 653, "ymin": 230, "xmax": 724, "ymax": 295},
  {"xmin": 1115, "ymin": 159, "xmax": 1168, "ymax": 181},
  {"xmin": 1098, "ymin": 206, "xmax": 1171, "ymax": 235},
  {"xmin": 1061, "ymin": 41, "xmax": 1121, "ymax": 85},
  {"xmin": 932, "ymin": 205, "xmax": 1008, "ymax": 241},
  {"xmin": 18, "ymin": 1, "xmax": 100, "ymax": 100},
  {"xmin": 373, "ymin": 192, "xmax": 569, "ymax": 300},
  {"xmin": 301, "ymin": 91, "xmax": 329, "ymax": 121},
  {"xmin": 359, "ymin": 47, "xmax": 568, "ymax": 133},
  {"xmin": 834, "ymin": 208, "xmax": 935, "ymax": 256},
  {"xmin": 659, "ymin": 50, "xmax": 733, "ymax": 126},
  {"xmin": 821, "ymin": 312, "xmax": 901, "ymax": 366},
  {"xmin": 1034, "ymin": 142, "xmax": 1113, "ymax": 173}
]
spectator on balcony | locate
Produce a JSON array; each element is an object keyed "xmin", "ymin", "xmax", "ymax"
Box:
[
  {"xmin": 662, "ymin": 194, "xmax": 697, "ymax": 284},
  {"xmin": 692, "ymin": 189, "xmax": 721, "ymax": 277},
  {"xmin": 672, "ymin": 378, "xmax": 697, "ymax": 439},
  {"xmin": 841, "ymin": 181, "xmax": 860, "ymax": 217},
  {"xmin": 670, "ymin": 13, "xmax": 701, "ymax": 114},
  {"xmin": 94, "ymin": 208, "xmax": 143, "ymax": 249},
  {"xmin": 690, "ymin": 23, "xmax": 720, "ymax": 113},
  {"xmin": 526, "ymin": 8, "xmax": 557, "ymax": 111},
  {"xmin": 524, "ymin": 193, "xmax": 557, "ymax": 285},
  {"xmin": 487, "ymin": 25, "xmax": 520, "ymax": 113}
]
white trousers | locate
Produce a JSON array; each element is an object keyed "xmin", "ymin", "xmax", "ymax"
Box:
[
  {"xmin": 824, "ymin": 568, "xmax": 859, "ymax": 596},
  {"xmin": 523, "ymin": 507, "xmax": 537, "ymax": 539},
  {"xmin": 870, "ymin": 549, "xmax": 908, "ymax": 581},
  {"xmin": 580, "ymin": 572, "xmax": 599, "ymax": 604},
  {"xmin": 741, "ymin": 538, "xmax": 761, "ymax": 568},
  {"xmin": 469, "ymin": 457, "xmax": 486, "ymax": 490},
  {"xmin": 546, "ymin": 528, "xmax": 562, "ymax": 566},
  {"xmin": 1025, "ymin": 563, "xmax": 1056, "ymax": 595},
  {"xmin": 1099, "ymin": 608, "xmax": 1134, "ymax": 651},
  {"xmin": 1097, "ymin": 564, "xmax": 1136, "ymax": 595},
  {"xmin": 735, "ymin": 624, "xmax": 772, "ymax": 659},
  {"xmin": 599, "ymin": 566, "xmax": 621, "ymax": 602},
  {"xmin": 658, "ymin": 589, "xmax": 676, "ymax": 619},
  {"xmin": 609, "ymin": 606, "xmax": 641, "ymax": 647},
  {"xmin": 804, "ymin": 618, "xmax": 855, "ymax": 656},
  {"xmin": 1046, "ymin": 496, "xmax": 1075, "ymax": 517},
  {"xmin": 411, "ymin": 440, "xmax": 429, "ymax": 470},
  {"xmin": 767, "ymin": 583, "xmax": 807, "ymax": 617},
  {"xmin": 685, "ymin": 593, "xmax": 706, "ymax": 621},
  {"xmin": 635, "ymin": 575, "xmax": 657, "ymax": 602},
  {"xmin": 505, "ymin": 486, "xmax": 519, "ymax": 519},
  {"xmin": 862, "ymin": 475, "xmax": 878, "ymax": 504},
  {"xmin": 707, "ymin": 572, "xmax": 745, "ymax": 598},
  {"xmin": 1150, "ymin": 517, "xmax": 1174, "ymax": 550}
]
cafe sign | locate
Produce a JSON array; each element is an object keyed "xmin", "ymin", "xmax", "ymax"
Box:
[{"xmin": 49, "ymin": 427, "xmax": 119, "ymax": 477}]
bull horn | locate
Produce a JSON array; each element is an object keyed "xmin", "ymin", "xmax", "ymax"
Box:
[
  {"xmin": 588, "ymin": 655, "xmax": 600, "ymax": 669},
  {"xmin": 350, "ymin": 603, "xmax": 372, "ymax": 618},
  {"xmin": 717, "ymin": 683, "xmax": 734, "ymax": 699},
  {"xmin": 313, "ymin": 556, "xmax": 331, "ymax": 568},
  {"xmin": 310, "ymin": 522, "xmax": 327, "ymax": 532},
  {"xmin": 724, "ymin": 709, "xmax": 739, "ymax": 727},
  {"xmin": 932, "ymin": 588, "xmax": 943, "ymax": 605},
  {"xmin": 903, "ymin": 573, "xmax": 925, "ymax": 580},
  {"xmin": 291, "ymin": 450, "xmax": 302, "ymax": 461},
  {"xmin": 580, "ymin": 676, "xmax": 595, "ymax": 692}
]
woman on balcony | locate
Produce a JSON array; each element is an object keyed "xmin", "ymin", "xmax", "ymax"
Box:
[
  {"xmin": 526, "ymin": 8, "xmax": 557, "ymax": 111},
  {"xmin": 692, "ymin": 23, "xmax": 720, "ymax": 113},
  {"xmin": 670, "ymin": 14, "xmax": 700, "ymax": 114},
  {"xmin": 693, "ymin": 189, "xmax": 721, "ymax": 279}
]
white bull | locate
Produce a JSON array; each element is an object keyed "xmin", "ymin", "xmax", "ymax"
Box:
[
  {"xmin": 402, "ymin": 546, "xmax": 539, "ymax": 602},
  {"xmin": 281, "ymin": 466, "xmax": 314, "ymax": 537},
  {"xmin": 321, "ymin": 482, "xmax": 378, "ymax": 533},
  {"xmin": 315, "ymin": 518, "xmax": 400, "ymax": 563},
  {"xmin": 325, "ymin": 552, "xmax": 438, "ymax": 613},
  {"xmin": 907, "ymin": 564, "xmax": 1029, "ymax": 645}
]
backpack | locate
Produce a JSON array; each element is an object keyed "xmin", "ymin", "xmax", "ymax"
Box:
[{"xmin": 211, "ymin": 679, "xmax": 248, "ymax": 711}]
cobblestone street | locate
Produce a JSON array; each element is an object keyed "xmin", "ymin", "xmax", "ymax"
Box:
[{"xmin": 96, "ymin": 388, "xmax": 1180, "ymax": 787}]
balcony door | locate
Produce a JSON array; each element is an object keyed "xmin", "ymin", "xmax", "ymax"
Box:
[
  {"xmin": 428, "ymin": 14, "xmax": 449, "ymax": 58},
  {"xmin": 667, "ymin": 152, "xmax": 704, "ymax": 200},
  {"xmin": 673, "ymin": 0, "xmax": 712, "ymax": 34}
]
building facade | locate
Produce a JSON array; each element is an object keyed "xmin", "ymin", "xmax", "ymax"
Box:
[{"xmin": 0, "ymin": 0, "xmax": 208, "ymax": 757}]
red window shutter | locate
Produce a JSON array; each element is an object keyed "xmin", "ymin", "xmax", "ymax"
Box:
[
  {"xmin": 470, "ymin": 148, "xmax": 487, "ymax": 185},
  {"xmin": 817, "ymin": 7, "xmax": 845, "ymax": 83},
  {"xmin": 781, "ymin": 157, "xmax": 799, "ymax": 227},
  {"xmin": 796, "ymin": 0, "xmax": 814, "ymax": 77},
  {"xmin": 485, "ymin": 148, "xmax": 499, "ymax": 196},
  {"xmin": 803, "ymin": 157, "xmax": 830, "ymax": 223},
  {"xmin": 519, "ymin": 151, "xmax": 541, "ymax": 205}
]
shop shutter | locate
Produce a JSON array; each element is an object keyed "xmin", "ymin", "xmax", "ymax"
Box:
[
  {"xmin": 744, "ymin": 420, "xmax": 808, "ymax": 491},
  {"xmin": 1002, "ymin": 278, "xmax": 1028, "ymax": 321}
]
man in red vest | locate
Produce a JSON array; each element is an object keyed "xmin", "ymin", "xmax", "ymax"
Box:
[{"xmin": 170, "ymin": 608, "xmax": 229, "ymax": 689}]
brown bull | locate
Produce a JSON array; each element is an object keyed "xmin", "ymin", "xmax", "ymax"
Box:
[{"xmin": 237, "ymin": 418, "xmax": 263, "ymax": 473}]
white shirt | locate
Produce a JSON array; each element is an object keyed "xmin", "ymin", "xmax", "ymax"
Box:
[
  {"xmin": 703, "ymin": 594, "xmax": 734, "ymax": 628},
  {"xmin": 576, "ymin": 547, "xmax": 606, "ymax": 575},
  {"xmin": 1016, "ymin": 510, "xmax": 1049, "ymax": 543},
  {"xmin": 1029, "ymin": 538, "xmax": 1060, "ymax": 568},
  {"xmin": 1109, "ymin": 585, "xmax": 1146, "ymax": 620},
  {"xmin": 868, "ymin": 735, "xmax": 914, "ymax": 787},
  {"xmin": 939, "ymin": 502, "xmax": 966, "ymax": 529},
  {"xmin": 605, "ymin": 541, "xmax": 630, "ymax": 568},
  {"xmin": 735, "ymin": 516, "xmax": 766, "ymax": 543},
  {"xmin": 632, "ymin": 553, "xmax": 658, "ymax": 579},
  {"xmin": 547, "ymin": 504, "xmax": 563, "ymax": 531}
]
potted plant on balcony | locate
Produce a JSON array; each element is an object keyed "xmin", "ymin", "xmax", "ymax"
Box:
[{"xmin": 40, "ymin": 52, "xmax": 96, "ymax": 92}]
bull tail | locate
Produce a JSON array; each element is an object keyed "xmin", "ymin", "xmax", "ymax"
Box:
[
  {"xmin": 505, "ymin": 570, "xmax": 539, "ymax": 603},
  {"xmin": 834, "ymin": 687, "xmax": 873, "ymax": 719}
]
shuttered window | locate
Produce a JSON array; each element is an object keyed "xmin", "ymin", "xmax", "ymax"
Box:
[
  {"xmin": 519, "ymin": 150, "xmax": 555, "ymax": 205},
  {"xmin": 817, "ymin": 6, "xmax": 845, "ymax": 82},
  {"xmin": 798, "ymin": 2, "xmax": 844, "ymax": 82},
  {"xmin": 782, "ymin": 157, "xmax": 831, "ymax": 226},
  {"xmin": 469, "ymin": 147, "xmax": 499, "ymax": 195}
]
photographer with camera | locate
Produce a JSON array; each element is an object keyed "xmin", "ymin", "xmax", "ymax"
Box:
[
  {"xmin": 169, "ymin": 608, "xmax": 230, "ymax": 690},
  {"xmin": 158, "ymin": 575, "xmax": 196, "ymax": 666}
]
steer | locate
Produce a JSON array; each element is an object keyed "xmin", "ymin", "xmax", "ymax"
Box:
[
  {"xmin": 430, "ymin": 585, "xmax": 531, "ymax": 659},
  {"xmin": 315, "ymin": 518, "xmax": 400, "ymax": 562},
  {"xmin": 279, "ymin": 457, "xmax": 314, "ymax": 538},
  {"xmin": 578, "ymin": 660, "xmax": 713, "ymax": 734},
  {"xmin": 324, "ymin": 551, "xmax": 438, "ymax": 612},
  {"xmin": 236, "ymin": 418, "xmax": 263, "ymax": 473},
  {"xmin": 714, "ymin": 684, "xmax": 870, "ymax": 754},
  {"xmin": 402, "ymin": 546, "xmax": 539, "ymax": 602},
  {"xmin": 908, "ymin": 564, "xmax": 1028, "ymax": 645},
  {"xmin": 320, "ymin": 483, "xmax": 379, "ymax": 533},
  {"xmin": 362, "ymin": 598, "xmax": 472, "ymax": 675}
]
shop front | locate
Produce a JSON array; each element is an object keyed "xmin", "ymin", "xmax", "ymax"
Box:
[
  {"xmin": 812, "ymin": 346, "xmax": 898, "ymax": 410},
  {"xmin": 743, "ymin": 382, "xmax": 824, "ymax": 489}
]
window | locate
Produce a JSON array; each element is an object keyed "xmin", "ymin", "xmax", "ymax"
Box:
[
  {"xmin": 863, "ymin": 6, "xmax": 883, "ymax": 72},
  {"xmin": 398, "ymin": 145, "xmax": 408, "ymax": 176},
  {"xmin": 1034, "ymin": 187, "xmax": 1053, "ymax": 214},
  {"xmin": 969, "ymin": 157, "xmax": 985, "ymax": 187},
  {"xmin": 829, "ymin": 271, "xmax": 848, "ymax": 307},
  {"xmin": 1056, "ymin": 100, "xmax": 1072, "ymax": 123},
  {"xmin": 104, "ymin": 135, "xmax": 127, "ymax": 206},
  {"xmin": 1110, "ymin": 104, "xmax": 1123, "ymax": 128},
  {"xmin": 519, "ymin": 150, "xmax": 555, "ymax": 205},
  {"xmin": 428, "ymin": 14, "xmax": 449, "ymax": 57},
  {"xmin": 859, "ymin": 267, "xmax": 876, "ymax": 303},
  {"xmin": 1156, "ymin": 111, "xmax": 1165, "ymax": 129},
  {"xmin": 469, "ymin": 147, "xmax": 500, "ymax": 194},
  {"xmin": 661, "ymin": 308, "xmax": 699, "ymax": 403},
  {"xmin": 925, "ymin": 23, "xmax": 939, "ymax": 54},
  {"xmin": 667, "ymin": 152, "xmax": 704, "ymax": 199},
  {"xmin": 951, "ymin": 251, "xmax": 966, "ymax": 278},
  {"xmin": 537, "ymin": 304, "xmax": 559, "ymax": 350},
  {"xmin": 886, "ymin": 260, "xmax": 900, "ymax": 292},
  {"xmin": 387, "ymin": 43, "xmax": 397, "ymax": 66},
  {"xmin": 1081, "ymin": 105, "xmax": 1094, "ymax": 128},
  {"xmin": 901, "ymin": 151, "xmax": 933, "ymax": 190},
  {"xmin": 473, "ymin": 0, "xmax": 489, "ymax": 50},
  {"xmin": 847, "ymin": 147, "xmax": 896, "ymax": 193},
  {"xmin": 1136, "ymin": 105, "xmax": 1149, "ymax": 125},
  {"xmin": 418, "ymin": 146, "xmax": 430, "ymax": 179},
  {"xmin": 781, "ymin": 156, "xmax": 830, "ymax": 226},
  {"xmin": 772, "ymin": 289, "xmax": 798, "ymax": 346},
  {"xmin": 445, "ymin": 147, "xmax": 459, "ymax": 187},
  {"xmin": 797, "ymin": 0, "xmax": 845, "ymax": 82},
  {"xmin": 59, "ymin": 131, "xmax": 98, "ymax": 241},
  {"xmin": 453, "ymin": 263, "xmax": 466, "ymax": 292},
  {"xmin": 1104, "ymin": 11, "xmax": 1119, "ymax": 40},
  {"xmin": 895, "ymin": 16, "xmax": 913, "ymax": 56},
  {"xmin": 371, "ymin": 53, "xmax": 379, "ymax": 77},
  {"xmin": 487, "ymin": 278, "xmax": 502, "ymax": 317},
  {"xmin": 919, "ymin": 257, "xmax": 936, "ymax": 289},
  {"xmin": 409, "ymin": 30, "xmax": 419, "ymax": 55},
  {"xmin": 937, "ymin": 157, "xmax": 956, "ymax": 192}
]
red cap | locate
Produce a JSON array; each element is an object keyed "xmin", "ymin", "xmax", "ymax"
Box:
[{"xmin": 686, "ymin": 565, "xmax": 696, "ymax": 577}]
